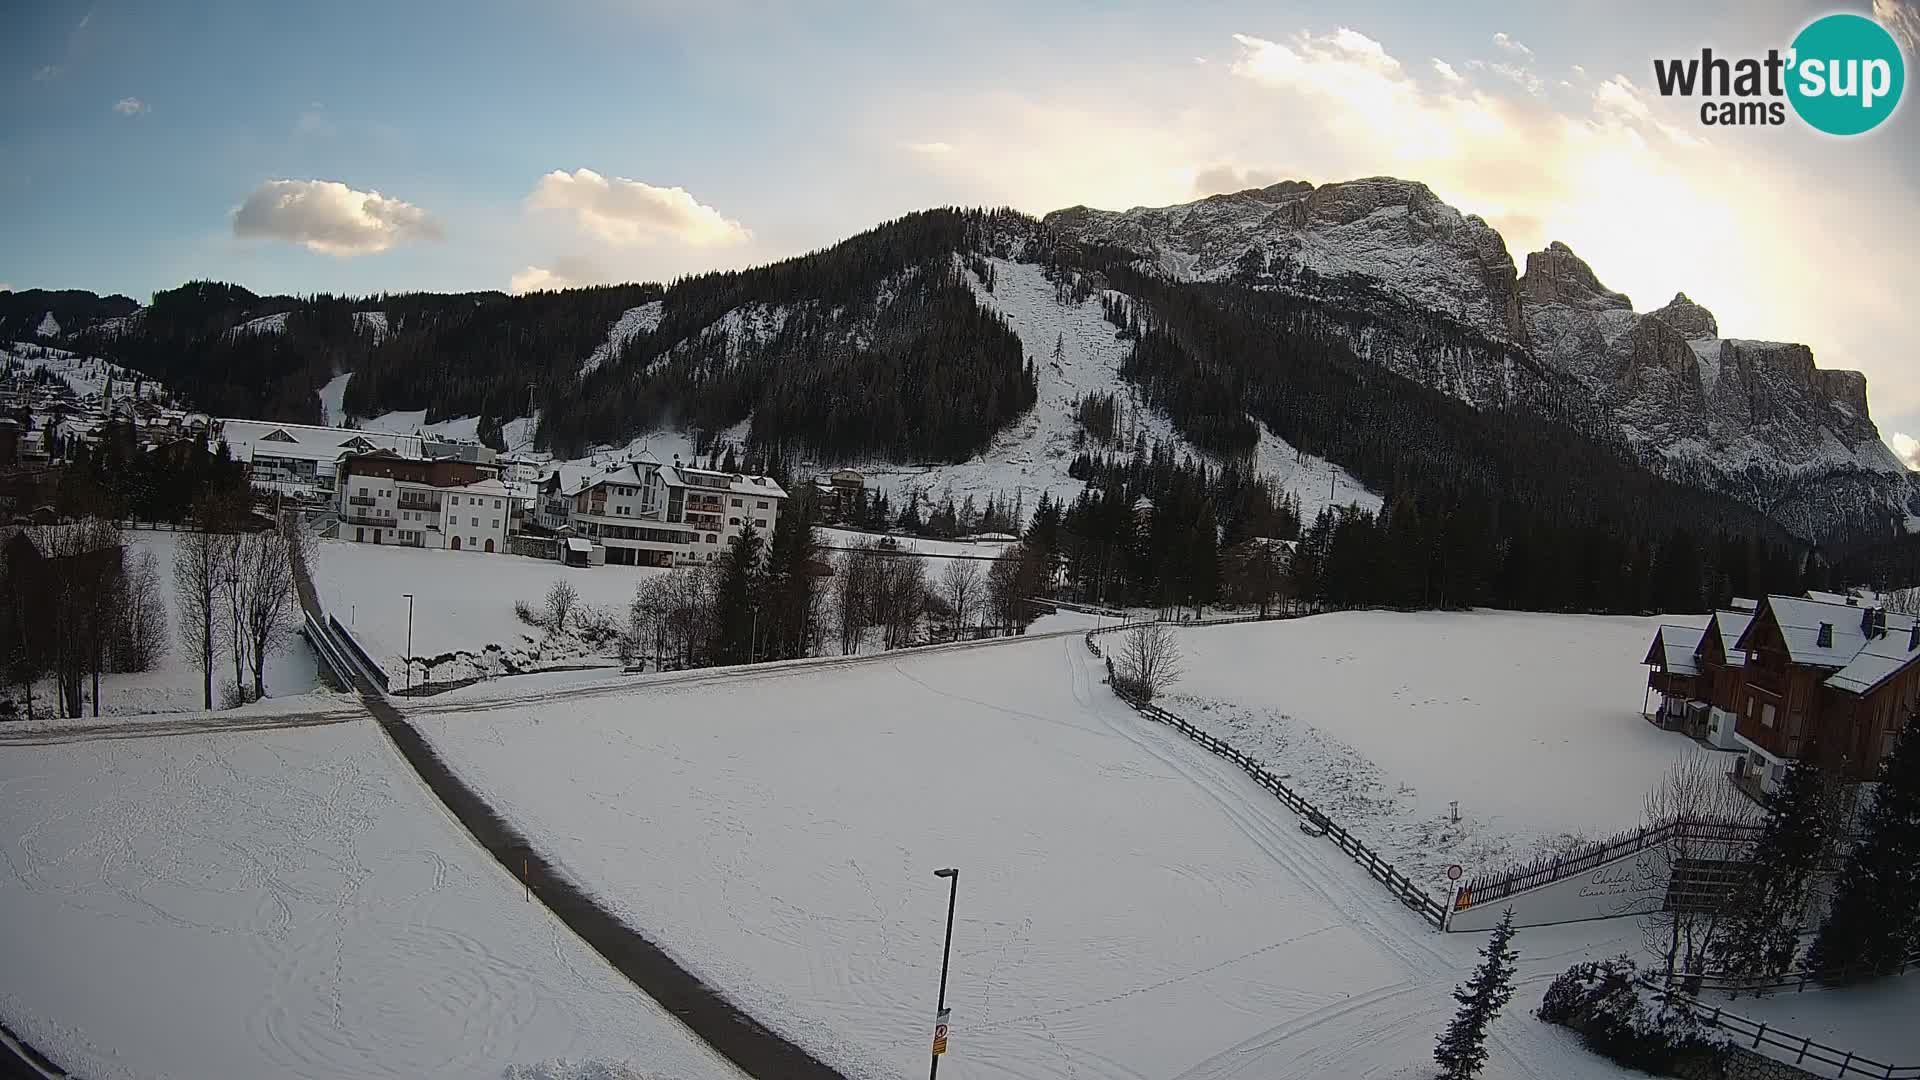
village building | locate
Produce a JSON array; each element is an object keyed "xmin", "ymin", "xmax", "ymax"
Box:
[
  {"xmin": 1649, "ymin": 592, "xmax": 1920, "ymax": 798},
  {"xmin": 212, "ymin": 419, "xmax": 424, "ymax": 501},
  {"xmin": 536, "ymin": 454, "xmax": 786, "ymax": 567},
  {"xmin": 334, "ymin": 450, "xmax": 514, "ymax": 552}
]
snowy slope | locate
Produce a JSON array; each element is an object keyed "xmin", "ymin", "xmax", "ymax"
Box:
[
  {"xmin": 226, "ymin": 311, "xmax": 290, "ymax": 337},
  {"xmin": 579, "ymin": 301, "xmax": 663, "ymax": 379},
  {"xmin": 414, "ymin": 635, "xmax": 1653, "ymax": 1080},
  {"xmin": 850, "ymin": 257, "xmax": 1378, "ymax": 521},
  {"xmin": 34, "ymin": 312, "xmax": 59, "ymax": 337},
  {"xmin": 0, "ymin": 719, "xmax": 742, "ymax": 1080},
  {"xmin": 1163, "ymin": 611, "xmax": 1714, "ymax": 888},
  {"xmin": 1, "ymin": 342, "xmax": 170, "ymax": 404},
  {"xmin": 317, "ymin": 371, "xmax": 353, "ymax": 427},
  {"xmin": 353, "ymin": 309, "xmax": 389, "ymax": 344}
]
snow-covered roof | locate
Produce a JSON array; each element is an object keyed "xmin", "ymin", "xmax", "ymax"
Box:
[
  {"xmin": 1729, "ymin": 597, "xmax": 1758, "ymax": 611},
  {"xmin": 673, "ymin": 466, "xmax": 787, "ymax": 499},
  {"xmin": 1708, "ymin": 610, "xmax": 1754, "ymax": 668},
  {"xmin": 1824, "ymin": 624, "xmax": 1920, "ymax": 695},
  {"xmin": 1649, "ymin": 625, "xmax": 1705, "ymax": 675},
  {"xmin": 215, "ymin": 419, "xmax": 422, "ymax": 465},
  {"xmin": 566, "ymin": 537, "xmax": 593, "ymax": 554},
  {"xmin": 1749, "ymin": 595, "xmax": 1915, "ymax": 669}
]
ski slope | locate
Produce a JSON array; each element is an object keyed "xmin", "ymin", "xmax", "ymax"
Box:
[
  {"xmin": 413, "ymin": 632, "xmax": 1648, "ymax": 1080},
  {"xmin": 0, "ymin": 718, "xmax": 742, "ymax": 1080},
  {"xmin": 1162, "ymin": 611, "xmax": 1718, "ymax": 888}
]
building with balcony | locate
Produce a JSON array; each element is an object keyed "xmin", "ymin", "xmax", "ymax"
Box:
[
  {"xmin": 212, "ymin": 419, "xmax": 424, "ymax": 501},
  {"xmin": 335, "ymin": 450, "xmax": 515, "ymax": 552},
  {"xmin": 537, "ymin": 453, "xmax": 786, "ymax": 567},
  {"xmin": 1726, "ymin": 594, "xmax": 1920, "ymax": 796}
]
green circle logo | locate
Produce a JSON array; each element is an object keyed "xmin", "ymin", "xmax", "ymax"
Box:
[{"xmin": 1787, "ymin": 13, "xmax": 1905, "ymax": 135}]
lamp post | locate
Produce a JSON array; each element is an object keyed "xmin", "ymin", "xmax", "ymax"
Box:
[
  {"xmin": 930, "ymin": 867, "xmax": 958, "ymax": 1080},
  {"xmin": 402, "ymin": 593, "xmax": 414, "ymax": 693}
]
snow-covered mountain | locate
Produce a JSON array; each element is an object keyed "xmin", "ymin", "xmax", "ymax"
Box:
[{"xmin": 1046, "ymin": 177, "xmax": 1910, "ymax": 538}]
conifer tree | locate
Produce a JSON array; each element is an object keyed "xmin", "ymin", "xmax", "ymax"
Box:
[
  {"xmin": 1435, "ymin": 908, "xmax": 1520, "ymax": 1080},
  {"xmin": 1809, "ymin": 714, "xmax": 1920, "ymax": 983},
  {"xmin": 1709, "ymin": 746, "xmax": 1837, "ymax": 987},
  {"xmin": 708, "ymin": 523, "xmax": 763, "ymax": 665}
]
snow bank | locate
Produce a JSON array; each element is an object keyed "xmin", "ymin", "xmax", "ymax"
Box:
[
  {"xmin": 0, "ymin": 720, "xmax": 740, "ymax": 1080},
  {"xmin": 1162, "ymin": 610, "xmax": 1717, "ymax": 889}
]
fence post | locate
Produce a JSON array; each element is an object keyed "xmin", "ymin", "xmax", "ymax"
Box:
[
  {"xmin": 1797, "ymin": 1036, "xmax": 1811, "ymax": 1064},
  {"xmin": 1753, "ymin": 1023, "xmax": 1766, "ymax": 1049}
]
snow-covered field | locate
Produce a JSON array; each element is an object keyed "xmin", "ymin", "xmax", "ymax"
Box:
[
  {"xmin": 0, "ymin": 718, "xmax": 741, "ymax": 1080},
  {"xmin": 413, "ymin": 633, "xmax": 1647, "ymax": 1080},
  {"xmin": 1704, "ymin": 980, "xmax": 1920, "ymax": 1069},
  {"xmin": 308, "ymin": 540, "xmax": 664, "ymax": 683},
  {"xmin": 1159, "ymin": 611, "xmax": 1716, "ymax": 888}
]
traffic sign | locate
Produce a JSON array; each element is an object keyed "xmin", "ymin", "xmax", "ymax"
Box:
[
  {"xmin": 931, "ymin": 1007, "xmax": 950, "ymax": 1056},
  {"xmin": 1446, "ymin": 864, "xmax": 1464, "ymax": 882}
]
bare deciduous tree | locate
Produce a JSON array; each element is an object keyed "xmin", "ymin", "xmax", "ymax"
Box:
[
  {"xmin": 174, "ymin": 527, "xmax": 225, "ymax": 710},
  {"xmin": 235, "ymin": 528, "xmax": 299, "ymax": 700},
  {"xmin": 1116, "ymin": 622, "xmax": 1183, "ymax": 701},
  {"xmin": 112, "ymin": 549, "xmax": 168, "ymax": 673},
  {"xmin": 835, "ymin": 541, "xmax": 879, "ymax": 655},
  {"xmin": 941, "ymin": 559, "xmax": 982, "ymax": 634},
  {"xmin": 1642, "ymin": 754, "xmax": 1757, "ymax": 988},
  {"xmin": 545, "ymin": 579, "xmax": 580, "ymax": 633}
]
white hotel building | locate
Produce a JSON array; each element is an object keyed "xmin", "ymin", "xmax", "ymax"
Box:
[{"xmin": 538, "ymin": 454, "xmax": 786, "ymax": 566}]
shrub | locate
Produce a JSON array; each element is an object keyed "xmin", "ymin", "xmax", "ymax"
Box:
[
  {"xmin": 514, "ymin": 599, "xmax": 541, "ymax": 628},
  {"xmin": 1537, "ymin": 957, "xmax": 1728, "ymax": 1076}
]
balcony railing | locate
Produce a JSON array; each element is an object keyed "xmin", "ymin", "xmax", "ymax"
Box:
[
  {"xmin": 348, "ymin": 495, "xmax": 377, "ymax": 507},
  {"xmin": 398, "ymin": 497, "xmax": 442, "ymax": 511},
  {"xmin": 343, "ymin": 513, "xmax": 393, "ymax": 527}
]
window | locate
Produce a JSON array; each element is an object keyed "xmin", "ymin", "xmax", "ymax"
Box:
[
  {"xmin": 471, "ymin": 516, "xmax": 480, "ymax": 527},
  {"xmin": 450, "ymin": 496, "xmax": 459, "ymax": 505},
  {"xmin": 755, "ymin": 519, "xmax": 767, "ymax": 529},
  {"xmin": 358, "ymin": 486, "xmax": 367, "ymax": 496},
  {"xmin": 1761, "ymin": 703, "xmax": 1777, "ymax": 729},
  {"xmin": 731, "ymin": 498, "xmax": 742, "ymax": 507},
  {"xmin": 491, "ymin": 519, "xmax": 499, "ymax": 528},
  {"xmin": 757, "ymin": 500, "xmax": 768, "ymax": 509},
  {"xmin": 494, "ymin": 499, "xmax": 501, "ymax": 509},
  {"xmin": 706, "ymin": 534, "xmax": 716, "ymax": 544},
  {"xmin": 729, "ymin": 517, "xmax": 740, "ymax": 526}
]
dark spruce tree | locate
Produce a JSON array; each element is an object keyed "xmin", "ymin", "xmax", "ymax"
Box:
[
  {"xmin": 1435, "ymin": 908, "xmax": 1520, "ymax": 1080},
  {"xmin": 1807, "ymin": 714, "xmax": 1920, "ymax": 983},
  {"xmin": 761, "ymin": 491, "xmax": 821, "ymax": 661},
  {"xmin": 1708, "ymin": 746, "xmax": 1839, "ymax": 988},
  {"xmin": 709, "ymin": 523, "xmax": 765, "ymax": 666}
]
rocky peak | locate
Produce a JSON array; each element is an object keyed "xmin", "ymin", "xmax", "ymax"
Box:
[
  {"xmin": 1518, "ymin": 242, "xmax": 1632, "ymax": 312},
  {"xmin": 1648, "ymin": 292, "xmax": 1719, "ymax": 340}
]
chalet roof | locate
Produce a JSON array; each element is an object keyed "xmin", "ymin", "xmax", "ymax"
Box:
[
  {"xmin": 215, "ymin": 418, "xmax": 422, "ymax": 464},
  {"xmin": 1708, "ymin": 610, "xmax": 1754, "ymax": 668},
  {"xmin": 1743, "ymin": 595, "xmax": 1915, "ymax": 669},
  {"xmin": 1647, "ymin": 624, "xmax": 1706, "ymax": 675},
  {"xmin": 1729, "ymin": 597, "xmax": 1758, "ymax": 611},
  {"xmin": 1825, "ymin": 619, "xmax": 1920, "ymax": 695}
]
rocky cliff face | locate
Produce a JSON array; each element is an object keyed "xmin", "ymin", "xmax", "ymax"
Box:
[{"xmin": 1044, "ymin": 177, "xmax": 1910, "ymax": 538}]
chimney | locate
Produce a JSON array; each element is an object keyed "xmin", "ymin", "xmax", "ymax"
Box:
[{"xmin": 1817, "ymin": 622, "xmax": 1834, "ymax": 648}]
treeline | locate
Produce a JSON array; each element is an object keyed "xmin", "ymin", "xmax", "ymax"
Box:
[{"xmin": 49, "ymin": 427, "xmax": 252, "ymax": 523}]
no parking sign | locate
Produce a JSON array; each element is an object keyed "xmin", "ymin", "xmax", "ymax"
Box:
[{"xmin": 931, "ymin": 1007, "xmax": 950, "ymax": 1056}]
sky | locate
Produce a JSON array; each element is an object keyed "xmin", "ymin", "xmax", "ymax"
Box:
[{"xmin": 3, "ymin": 0, "xmax": 1917, "ymax": 458}]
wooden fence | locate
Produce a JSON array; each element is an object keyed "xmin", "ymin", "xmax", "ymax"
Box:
[
  {"xmin": 1088, "ymin": 628, "xmax": 1447, "ymax": 928},
  {"xmin": 1669, "ymin": 946, "xmax": 1920, "ymax": 996},
  {"xmin": 1454, "ymin": 817, "xmax": 1763, "ymax": 914},
  {"xmin": 1645, "ymin": 982, "xmax": 1919, "ymax": 1079}
]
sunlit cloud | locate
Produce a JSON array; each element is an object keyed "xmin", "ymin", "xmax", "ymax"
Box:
[
  {"xmin": 1890, "ymin": 433, "xmax": 1920, "ymax": 470},
  {"xmin": 1433, "ymin": 59, "xmax": 1463, "ymax": 85},
  {"xmin": 1493, "ymin": 32, "xmax": 1534, "ymax": 58},
  {"xmin": 527, "ymin": 169, "xmax": 749, "ymax": 247},
  {"xmin": 508, "ymin": 254, "xmax": 610, "ymax": 294},
  {"xmin": 112, "ymin": 97, "xmax": 148, "ymax": 116},
  {"xmin": 231, "ymin": 178, "xmax": 442, "ymax": 256}
]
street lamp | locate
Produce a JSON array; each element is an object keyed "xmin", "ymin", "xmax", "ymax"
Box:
[
  {"xmin": 929, "ymin": 867, "xmax": 958, "ymax": 1080},
  {"xmin": 402, "ymin": 593, "xmax": 414, "ymax": 693}
]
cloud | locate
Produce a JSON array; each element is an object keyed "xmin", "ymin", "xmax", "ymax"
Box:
[
  {"xmin": 1432, "ymin": 59, "xmax": 1463, "ymax": 85},
  {"xmin": 526, "ymin": 168, "xmax": 749, "ymax": 247},
  {"xmin": 32, "ymin": 64, "xmax": 61, "ymax": 81},
  {"xmin": 231, "ymin": 178, "xmax": 442, "ymax": 256},
  {"xmin": 1493, "ymin": 32, "xmax": 1534, "ymax": 59},
  {"xmin": 1892, "ymin": 433, "xmax": 1920, "ymax": 470},
  {"xmin": 1193, "ymin": 163, "xmax": 1291, "ymax": 196},
  {"xmin": 508, "ymin": 254, "xmax": 611, "ymax": 294},
  {"xmin": 1874, "ymin": 0, "xmax": 1919, "ymax": 54},
  {"xmin": 112, "ymin": 97, "xmax": 148, "ymax": 116}
]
